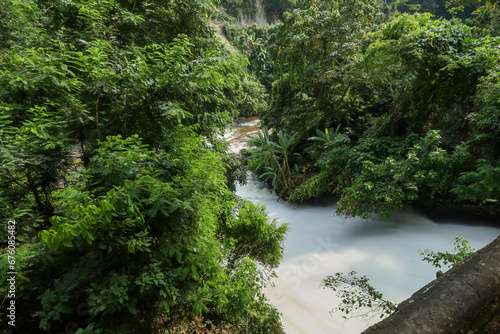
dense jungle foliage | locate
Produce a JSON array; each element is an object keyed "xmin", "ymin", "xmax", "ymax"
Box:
[
  {"xmin": 0, "ymin": 0, "xmax": 288, "ymax": 333},
  {"xmin": 218, "ymin": 0, "xmax": 481, "ymax": 27},
  {"xmin": 237, "ymin": 0, "xmax": 500, "ymax": 218},
  {"xmin": 1, "ymin": 0, "xmax": 500, "ymax": 332}
]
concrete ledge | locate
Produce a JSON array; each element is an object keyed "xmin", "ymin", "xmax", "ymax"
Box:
[{"xmin": 362, "ymin": 235, "xmax": 500, "ymax": 334}]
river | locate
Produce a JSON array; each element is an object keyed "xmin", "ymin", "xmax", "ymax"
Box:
[{"xmin": 226, "ymin": 118, "xmax": 500, "ymax": 334}]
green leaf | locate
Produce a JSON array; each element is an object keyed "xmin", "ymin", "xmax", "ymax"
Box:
[
  {"xmin": 104, "ymin": 210, "xmax": 112, "ymax": 223},
  {"xmin": 127, "ymin": 305, "xmax": 137, "ymax": 315},
  {"xmin": 62, "ymin": 238, "xmax": 72, "ymax": 248}
]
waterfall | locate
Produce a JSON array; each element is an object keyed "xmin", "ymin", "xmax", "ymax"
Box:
[
  {"xmin": 254, "ymin": 0, "xmax": 268, "ymax": 25},
  {"xmin": 236, "ymin": 0, "xmax": 268, "ymax": 26}
]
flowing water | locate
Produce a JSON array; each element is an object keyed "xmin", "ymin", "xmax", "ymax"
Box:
[
  {"xmin": 226, "ymin": 119, "xmax": 500, "ymax": 334},
  {"xmin": 236, "ymin": 0, "xmax": 268, "ymax": 26}
]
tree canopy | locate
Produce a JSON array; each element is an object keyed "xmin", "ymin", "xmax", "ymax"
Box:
[
  {"xmin": 244, "ymin": 0, "xmax": 500, "ymax": 218},
  {"xmin": 0, "ymin": 0, "xmax": 286, "ymax": 333}
]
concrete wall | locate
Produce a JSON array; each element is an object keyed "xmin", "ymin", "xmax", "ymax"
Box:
[{"xmin": 363, "ymin": 236, "xmax": 500, "ymax": 334}]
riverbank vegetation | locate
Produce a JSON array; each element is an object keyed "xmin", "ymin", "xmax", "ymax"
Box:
[
  {"xmin": 1, "ymin": 0, "xmax": 499, "ymax": 332},
  {"xmin": 0, "ymin": 0, "xmax": 287, "ymax": 333},
  {"xmin": 240, "ymin": 0, "xmax": 500, "ymax": 219}
]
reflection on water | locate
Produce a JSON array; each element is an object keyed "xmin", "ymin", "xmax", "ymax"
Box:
[{"xmin": 226, "ymin": 118, "xmax": 500, "ymax": 334}]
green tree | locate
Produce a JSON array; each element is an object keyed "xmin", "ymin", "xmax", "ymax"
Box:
[
  {"xmin": 29, "ymin": 135, "xmax": 287, "ymax": 333},
  {"xmin": 246, "ymin": 128, "xmax": 301, "ymax": 198},
  {"xmin": 246, "ymin": 7, "xmax": 500, "ymax": 219},
  {"xmin": 446, "ymin": 0, "xmax": 500, "ymax": 36},
  {"xmin": 265, "ymin": 0, "xmax": 385, "ymax": 135},
  {"xmin": 364, "ymin": 14, "xmax": 490, "ymax": 140},
  {"xmin": 0, "ymin": 0, "xmax": 287, "ymax": 332},
  {"xmin": 223, "ymin": 24, "xmax": 275, "ymax": 96}
]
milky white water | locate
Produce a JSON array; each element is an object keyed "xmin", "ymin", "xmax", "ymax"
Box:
[{"xmin": 226, "ymin": 119, "xmax": 500, "ymax": 334}]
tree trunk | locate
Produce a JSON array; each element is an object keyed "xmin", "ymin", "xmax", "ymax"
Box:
[{"xmin": 363, "ymin": 235, "xmax": 500, "ymax": 334}]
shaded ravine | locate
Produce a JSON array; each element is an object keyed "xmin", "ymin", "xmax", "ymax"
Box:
[{"xmin": 226, "ymin": 119, "xmax": 500, "ymax": 334}]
